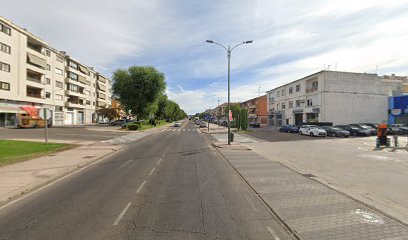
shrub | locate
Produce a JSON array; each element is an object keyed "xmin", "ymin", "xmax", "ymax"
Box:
[
  {"xmin": 240, "ymin": 109, "xmax": 248, "ymax": 130},
  {"xmin": 127, "ymin": 123, "xmax": 141, "ymax": 131}
]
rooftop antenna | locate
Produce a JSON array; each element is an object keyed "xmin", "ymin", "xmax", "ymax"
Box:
[{"xmin": 258, "ymin": 85, "xmax": 261, "ymax": 96}]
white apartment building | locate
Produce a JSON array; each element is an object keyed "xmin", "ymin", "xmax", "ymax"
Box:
[
  {"xmin": 0, "ymin": 17, "xmax": 111, "ymax": 127},
  {"xmin": 267, "ymin": 70, "xmax": 401, "ymax": 127}
]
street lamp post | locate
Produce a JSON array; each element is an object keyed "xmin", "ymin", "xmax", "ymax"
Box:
[{"xmin": 206, "ymin": 40, "xmax": 253, "ymax": 145}]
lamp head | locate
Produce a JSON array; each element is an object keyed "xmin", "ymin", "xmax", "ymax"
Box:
[{"xmin": 206, "ymin": 40, "xmax": 214, "ymax": 43}]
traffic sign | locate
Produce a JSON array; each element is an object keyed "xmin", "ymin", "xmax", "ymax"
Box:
[
  {"xmin": 39, "ymin": 108, "xmax": 52, "ymax": 120},
  {"xmin": 229, "ymin": 110, "xmax": 233, "ymax": 121}
]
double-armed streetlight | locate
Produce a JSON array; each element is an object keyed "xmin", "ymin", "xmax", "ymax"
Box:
[{"xmin": 206, "ymin": 40, "xmax": 253, "ymax": 145}]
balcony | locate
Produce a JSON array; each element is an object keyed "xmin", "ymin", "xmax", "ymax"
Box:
[
  {"xmin": 65, "ymin": 89, "xmax": 85, "ymax": 97},
  {"xmin": 26, "ymin": 85, "xmax": 44, "ymax": 99},
  {"xmin": 65, "ymin": 102, "xmax": 85, "ymax": 108},
  {"xmin": 306, "ymin": 88, "xmax": 318, "ymax": 93}
]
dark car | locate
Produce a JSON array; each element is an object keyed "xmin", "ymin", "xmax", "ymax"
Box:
[
  {"xmin": 279, "ymin": 124, "xmax": 299, "ymax": 133},
  {"xmin": 363, "ymin": 123, "xmax": 379, "ymax": 129},
  {"xmin": 350, "ymin": 124, "xmax": 376, "ymax": 135},
  {"xmin": 388, "ymin": 124, "xmax": 408, "ymax": 135},
  {"xmin": 321, "ymin": 126, "xmax": 350, "ymax": 137},
  {"xmin": 336, "ymin": 125, "xmax": 371, "ymax": 136},
  {"xmin": 109, "ymin": 119, "xmax": 126, "ymax": 126},
  {"xmin": 249, "ymin": 122, "xmax": 260, "ymax": 128}
]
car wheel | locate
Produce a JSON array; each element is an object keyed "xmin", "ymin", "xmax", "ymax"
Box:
[
  {"xmin": 299, "ymin": 131, "xmax": 303, "ymax": 135},
  {"xmin": 310, "ymin": 132, "xmax": 314, "ymax": 137}
]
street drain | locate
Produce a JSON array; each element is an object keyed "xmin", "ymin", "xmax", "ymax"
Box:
[
  {"xmin": 83, "ymin": 155, "xmax": 96, "ymax": 159},
  {"xmin": 301, "ymin": 173, "xmax": 316, "ymax": 178}
]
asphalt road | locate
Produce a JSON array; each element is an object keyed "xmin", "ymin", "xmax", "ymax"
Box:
[
  {"xmin": 0, "ymin": 127, "xmax": 126, "ymax": 142},
  {"xmin": 0, "ymin": 121, "xmax": 293, "ymax": 240}
]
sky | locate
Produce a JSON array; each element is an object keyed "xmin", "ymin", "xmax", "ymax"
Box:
[{"xmin": 2, "ymin": 0, "xmax": 408, "ymax": 114}]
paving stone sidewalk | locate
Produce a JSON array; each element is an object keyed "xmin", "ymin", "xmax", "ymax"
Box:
[{"xmin": 215, "ymin": 144, "xmax": 408, "ymax": 240}]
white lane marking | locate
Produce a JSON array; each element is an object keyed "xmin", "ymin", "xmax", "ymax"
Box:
[
  {"xmin": 173, "ymin": 129, "xmax": 177, "ymax": 132},
  {"xmin": 157, "ymin": 159, "xmax": 162, "ymax": 164},
  {"xmin": 188, "ymin": 129, "xmax": 191, "ymax": 131},
  {"xmin": 208, "ymin": 144, "xmax": 213, "ymax": 150},
  {"xmin": 0, "ymin": 149, "xmax": 119, "ymax": 212},
  {"xmin": 245, "ymin": 196, "xmax": 258, "ymax": 211},
  {"xmin": 266, "ymin": 226, "xmax": 280, "ymax": 240},
  {"xmin": 113, "ymin": 202, "xmax": 132, "ymax": 226},
  {"xmin": 136, "ymin": 180, "xmax": 147, "ymax": 193},
  {"xmin": 213, "ymin": 151, "xmax": 217, "ymax": 156},
  {"xmin": 118, "ymin": 160, "xmax": 131, "ymax": 169},
  {"xmin": 148, "ymin": 167, "xmax": 156, "ymax": 176}
]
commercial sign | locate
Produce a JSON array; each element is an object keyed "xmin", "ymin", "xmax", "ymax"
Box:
[
  {"xmin": 292, "ymin": 109, "xmax": 303, "ymax": 114},
  {"xmin": 312, "ymin": 108, "xmax": 320, "ymax": 113}
]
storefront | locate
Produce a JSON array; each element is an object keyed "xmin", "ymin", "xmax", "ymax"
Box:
[
  {"xmin": 268, "ymin": 110, "xmax": 285, "ymax": 127},
  {"xmin": 0, "ymin": 103, "xmax": 25, "ymax": 128},
  {"xmin": 389, "ymin": 95, "xmax": 408, "ymax": 124}
]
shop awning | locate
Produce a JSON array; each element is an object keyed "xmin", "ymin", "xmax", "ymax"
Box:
[
  {"xmin": 78, "ymin": 65, "xmax": 89, "ymax": 75},
  {"xmin": 0, "ymin": 105, "xmax": 26, "ymax": 114},
  {"xmin": 27, "ymin": 53, "xmax": 47, "ymax": 69},
  {"xmin": 20, "ymin": 106, "xmax": 40, "ymax": 117}
]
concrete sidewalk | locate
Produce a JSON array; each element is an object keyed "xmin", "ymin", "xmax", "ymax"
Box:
[
  {"xmin": 0, "ymin": 142, "xmax": 123, "ymax": 206},
  {"xmin": 214, "ymin": 142, "xmax": 408, "ymax": 240}
]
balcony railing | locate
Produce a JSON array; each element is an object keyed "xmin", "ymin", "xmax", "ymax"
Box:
[
  {"xmin": 27, "ymin": 93, "xmax": 43, "ymax": 99},
  {"xmin": 306, "ymin": 88, "xmax": 318, "ymax": 93},
  {"xmin": 27, "ymin": 76, "xmax": 43, "ymax": 84}
]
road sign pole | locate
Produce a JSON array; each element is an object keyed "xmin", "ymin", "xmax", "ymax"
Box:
[{"xmin": 44, "ymin": 108, "xmax": 48, "ymax": 144}]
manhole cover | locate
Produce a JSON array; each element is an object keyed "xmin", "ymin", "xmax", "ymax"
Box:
[
  {"xmin": 302, "ymin": 173, "xmax": 316, "ymax": 178},
  {"xmin": 353, "ymin": 209, "xmax": 384, "ymax": 224}
]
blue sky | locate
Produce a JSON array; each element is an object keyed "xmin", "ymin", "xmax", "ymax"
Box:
[{"xmin": 2, "ymin": 0, "xmax": 408, "ymax": 114}]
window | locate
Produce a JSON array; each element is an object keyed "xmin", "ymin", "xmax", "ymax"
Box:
[
  {"xmin": 296, "ymin": 100, "xmax": 301, "ymax": 107},
  {"xmin": 282, "ymin": 102, "xmax": 286, "ymax": 109},
  {"xmin": 55, "ymin": 94, "xmax": 63, "ymax": 100},
  {"xmin": 281, "ymin": 89, "xmax": 285, "ymax": 96},
  {"xmin": 277, "ymin": 103, "xmax": 280, "ymax": 110},
  {"xmin": 69, "ymin": 61, "xmax": 78, "ymax": 69},
  {"xmin": 289, "ymin": 101, "xmax": 293, "ymax": 108},
  {"xmin": 0, "ymin": 42, "xmax": 11, "ymax": 54},
  {"xmin": 46, "ymin": 78, "xmax": 51, "ymax": 84},
  {"xmin": 46, "ymin": 64, "xmax": 51, "ymax": 71},
  {"xmin": 307, "ymin": 99, "xmax": 313, "ymax": 106},
  {"xmin": 46, "ymin": 92, "xmax": 51, "ymax": 98},
  {"xmin": 0, "ymin": 81, "xmax": 10, "ymax": 90},
  {"xmin": 289, "ymin": 87, "xmax": 293, "ymax": 94},
  {"xmin": 68, "ymin": 83, "xmax": 79, "ymax": 92},
  {"xmin": 86, "ymin": 100, "xmax": 91, "ymax": 105},
  {"xmin": 86, "ymin": 90, "xmax": 91, "ymax": 96},
  {"xmin": 0, "ymin": 23, "xmax": 11, "ymax": 36},
  {"xmin": 56, "ymin": 81, "xmax": 63, "ymax": 88},
  {"xmin": 68, "ymin": 72, "xmax": 78, "ymax": 80},
  {"xmin": 296, "ymin": 85, "xmax": 300, "ymax": 92},
  {"xmin": 56, "ymin": 56, "xmax": 64, "ymax": 63},
  {"xmin": 55, "ymin": 68, "xmax": 63, "ymax": 75},
  {"xmin": 312, "ymin": 81, "xmax": 318, "ymax": 90},
  {"xmin": 277, "ymin": 91, "xmax": 280, "ymax": 97},
  {"xmin": 0, "ymin": 61, "xmax": 10, "ymax": 72},
  {"xmin": 45, "ymin": 49, "xmax": 51, "ymax": 57}
]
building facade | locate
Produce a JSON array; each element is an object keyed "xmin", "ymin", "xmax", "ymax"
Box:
[
  {"xmin": 0, "ymin": 16, "xmax": 111, "ymax": 127},
  {"xmin": 212, "ymin": 102, "xmax": 240, "ymax": 121},
  {"xmin": 240, "ymin": 95, "xmax": 267, "ymax": 124},
  {"xmin": 266, "ymin": 70, "xmax": 402, "ymax": 127}
]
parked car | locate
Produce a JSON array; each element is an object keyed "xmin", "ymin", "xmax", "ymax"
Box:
[
  {"xmin": 336, "ymin": 125, "xmax": 371, "ymax": 136},
  {"xmin": 350, "ymin": 124, "xmax": 376, "ymax": 135},
  {"xmin": 199, "ymin": 121, "xmax": 207, "ymax": 128},
  {"xmin": 174, "ymin": 121, "xmax": 181, "ymax": 127},
  {"xmin": 299, "ymin": 125, "xmax": 327, "ymax": 137},
  {"xmin": 321, "ymin": 126, "xmax": 350, "ymax": 137},
  {"xmin": 249, "ymin": 122, "xmax": 260, "ymax": 128},
  {"xmin": 388, "ymin": 124, "xmax": 408, "ymax": 135},
  {"xmin": 109, "ymin": 119, "xmax": 126, "ymax": 126},
  {"xmin": 363, "ymin": 123, "xmax": 379, "ymax": 129},
  {"xmin": 279, "ymin": 124, "xmax": 299, "ymax": 133}
]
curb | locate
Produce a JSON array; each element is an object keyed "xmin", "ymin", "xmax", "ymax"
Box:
[{"xmin": 0, "ymin": 145, "xmax": 125, "ymax": 210}]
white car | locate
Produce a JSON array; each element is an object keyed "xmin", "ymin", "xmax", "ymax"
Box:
[
  {"xmin": 299, "ymin": 125, "xmax": 327, "ymax": 137},
  {"xmin": 174, "ymin": 121, "xmax": 181, "ymax": 127}
]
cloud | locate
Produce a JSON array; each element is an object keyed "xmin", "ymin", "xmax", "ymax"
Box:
[{"xmin": 2, "ymin": 0, "xmax": 408, "ymax": 114}]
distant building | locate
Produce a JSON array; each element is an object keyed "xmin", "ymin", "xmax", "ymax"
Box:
[
  {"xmin": 212, "ymin": 102, "xmax": 240, "ymax": 120},
  {"xmin": 0, "ymin": 16, "xmax": 111, "ymax": 127},
  {"xmin": 266, "ymin": 70, "xmax": 402, "ymax": 127},
  {"xmin": 240, "ymin": 95, "xmax": 267, "ymax": 124}
]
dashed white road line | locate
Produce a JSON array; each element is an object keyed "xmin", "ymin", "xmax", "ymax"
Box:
[
  {"xmin": 157, "ymin": 159, "xmax": 162, "ymax": 164},
  {"xmin": 136, "ymin": 180, "xmax": 147, "ymax": 193},
  {"xmin": 113, "ymin": 202, "xmax": 132, "ymax": 226},
  {"xmin": 148, "ymin": 167, "xmax": 156, "ymax": 176},
  {"xmin": 266, "ymin": 226, "xmax": 280, "ymax": 240},
  {"xmin": 118, "ymin": 160, "xmax": 131, "ymax": 169}
]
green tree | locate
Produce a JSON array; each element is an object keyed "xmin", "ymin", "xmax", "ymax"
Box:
[
  {"xmin": 112, "ymin": 66, "xmax": 166, "ymax": 119},
  {"xmin": 156, "ymin": 94, "xmax": 168, "ymax": 119},
  {"xmin": 224, "ymin": 105, "xmax": 242, "ymax": 129},
  {"xmin": 240, "ymin": 109, "xmax": 248, "ymax": 130}
]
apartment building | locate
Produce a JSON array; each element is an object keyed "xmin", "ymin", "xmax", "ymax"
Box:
[
  {"xmin": 212, "ymin": 102, "xmax": 240, "ymax": 120},
  {"xmin": 266, "ymin": 70, "xmax": 402, "ymax": 127},
  {"xmin": 0, "ymin": 16, "xmax": 111, "ymax": 127},
  {"xmin": 240, "ymin": 95, "xmax": 267, "ymax": 124}
]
